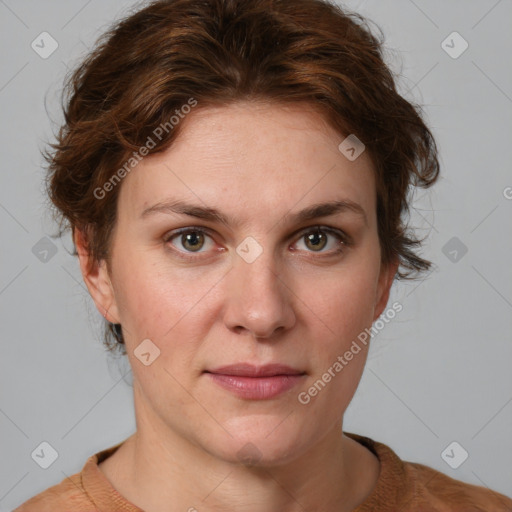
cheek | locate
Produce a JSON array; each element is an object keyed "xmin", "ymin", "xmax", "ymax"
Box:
[
  {"xmin": 295, "ymin": 272, "xmax": 377, "ymax": 420},
  {"xmin": 302, "ymin": 264, "xmax": 379, "ymax": 341},
  {"xmin": 111, "ymin": 248, "xmax": 208, "ymax": 339}
]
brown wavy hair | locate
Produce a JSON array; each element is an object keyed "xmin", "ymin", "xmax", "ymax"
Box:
[{"xmin": 43, "ymin": 0, "xmax": 440, "ymax": 355}]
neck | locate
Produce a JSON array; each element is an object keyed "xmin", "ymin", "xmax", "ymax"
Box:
[{"xmin": 99, "ymin": 387, "xmax": 379, "ymax": 512}]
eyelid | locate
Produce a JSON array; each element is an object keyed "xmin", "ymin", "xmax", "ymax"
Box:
[
  {"xmin": 163, "ymin": 225, "xmax": 216, "ymax": 243},
  {"xmin": 294, "ymin": 224, "xmax": 352, "ymax": 245},
  {"xmin": 164, "ymin": 224, "xmax": 351, "ymax": 241}
]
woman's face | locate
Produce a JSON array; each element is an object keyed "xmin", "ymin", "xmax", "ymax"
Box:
[{"xmin": 82, "ymin": 101, "xmax": 397, "ymax": 465}]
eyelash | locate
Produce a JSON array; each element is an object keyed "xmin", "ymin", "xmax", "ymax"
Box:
[{"xmin": 163, "ymin": 225, "xmax": 352, "ymax": 262}]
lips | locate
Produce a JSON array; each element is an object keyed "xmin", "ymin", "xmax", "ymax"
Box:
[
  {"xmin": 204, "ymin": 363, "xmax": 306, "ymax": 399},
  {"xmin": 205, "ymin": 363, "xmax": 305, "ymax": 377}
]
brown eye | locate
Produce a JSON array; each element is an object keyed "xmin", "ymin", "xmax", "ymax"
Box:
[
  {"xmin": 181, "ymin": 231, "xmax": 205, "ymax": 252},
  {"xmin": 165, "ymin": 228, "xmax": 215, "ymax": 255},
  {"xmin": 293, "ymin": 226, "xmax": 348, "ymax": 255},
  {"xmin": 304, "ymin": 230, "xmax": 328, "ymax": 252}
]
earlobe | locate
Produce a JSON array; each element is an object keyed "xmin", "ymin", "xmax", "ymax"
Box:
[{"xmin": 74, "ymin": 228, "xmax": 121, "ymax": 324}]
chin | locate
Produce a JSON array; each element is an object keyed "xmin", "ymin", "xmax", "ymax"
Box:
[{"xmin": 206, "ymin": 417, "xmax": 309, "ymax": 467}]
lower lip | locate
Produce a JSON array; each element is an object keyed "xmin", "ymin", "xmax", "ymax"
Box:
[{"xmin": 205, "ymin": 373, "xmax": 305, "ymax": 399}]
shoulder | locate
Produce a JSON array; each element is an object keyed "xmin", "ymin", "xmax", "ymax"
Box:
[
  {"xmin": 345, "ymin": 432, "xmax": 512, "ymax": 512},
  {"xmin": 13, "ymin": 440, "xmax": 131, "ymax": 512},
  {"xmin": 12, "ymin": 471, "xmax": 92, "ymax": 512},
  {"xmin": 404, "ymin": 460, "xmax": 512, "ymax": 512}
]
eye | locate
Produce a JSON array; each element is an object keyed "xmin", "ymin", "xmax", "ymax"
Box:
[
  {"xmin": 164, "ymin": 228, "xmax": 215, "ymax": 255},
  {"xmin": 164, "ymin": 225, "xmax": 350, "ymax": 261},
  {"xmin": 293, "ymin": 226, "xmax": 348, "ymax": 255}
]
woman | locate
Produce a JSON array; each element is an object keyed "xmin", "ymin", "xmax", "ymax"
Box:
[{"xmin": 14, "ymin": 0, "xmax": 512, "ymax": 510}]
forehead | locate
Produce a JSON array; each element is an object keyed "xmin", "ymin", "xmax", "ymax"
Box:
[
  {"xmin": 117, "ymin": 101, "xmax": 376, "ymax": 227},
  {"xmin": 155, "ymin": 101, "xmax": 355, "ymax": 164}
]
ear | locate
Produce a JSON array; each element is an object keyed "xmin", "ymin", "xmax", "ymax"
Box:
[
  {"xmin": 74, "ymin": 228, "xmax": 121, "ymax": 324},
  {"xmin": 373, "ymin": 256, "xmax": 399, "ymax": 322}
]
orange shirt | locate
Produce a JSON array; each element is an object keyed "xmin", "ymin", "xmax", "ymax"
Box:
[{"xmin": 13, "ymin": 432, "xmax": 512, "ymax": 511}]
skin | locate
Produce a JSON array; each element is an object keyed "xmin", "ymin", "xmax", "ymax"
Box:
[{"xmin": 76, "ymin": 101, "xmax": 399, "ymax": 512}]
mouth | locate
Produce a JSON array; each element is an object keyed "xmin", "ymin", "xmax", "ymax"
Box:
[
  {"xmin": 204, "ymin": 363, "xmax": 306, "ymax": 400},
  {"xmin": 204, "ymin": 363, "xmax": 306, "ymax": 378}
]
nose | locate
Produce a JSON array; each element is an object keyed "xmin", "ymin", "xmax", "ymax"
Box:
[{"xmin": 222, "ymin": 245, "xmax": 296, "ymax": 339}]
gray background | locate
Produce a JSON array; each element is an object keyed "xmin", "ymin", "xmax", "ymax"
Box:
[{"xmin": 1, "ymin": 0, "xmax": 511, "ymax": 509}]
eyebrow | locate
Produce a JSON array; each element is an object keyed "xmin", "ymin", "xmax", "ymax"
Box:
[{"xmin": 140, "ymin": 198, "xmax": 368, "ymax": 227}]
